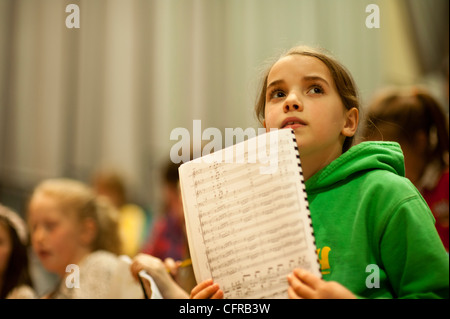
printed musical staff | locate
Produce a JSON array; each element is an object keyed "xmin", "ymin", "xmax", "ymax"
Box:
[{"xmin": 179, "ymin": 129, "xmax": 320, "ymax": 299}]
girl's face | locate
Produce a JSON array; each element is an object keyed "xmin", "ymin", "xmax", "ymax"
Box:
[
  {"xmin": 0, "ymin": 222, "xmax": 12, "ymax": 278},
  {"xmin": 264, "ymin": 55, "xmax": 357, "ymax": 173},
  {"xmin": 28, "ymin": 194, "xmax": 88, "ymax": 277}
]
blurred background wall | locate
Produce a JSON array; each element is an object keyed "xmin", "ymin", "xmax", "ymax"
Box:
[{"xmin": 0, "ymin": 0, "xmax": 448, "ymax": 217}]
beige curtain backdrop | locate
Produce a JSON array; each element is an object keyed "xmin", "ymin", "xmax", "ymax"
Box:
[{"xmin": 0, "ymin": 0, "xmax": 448, "ymax": 212}]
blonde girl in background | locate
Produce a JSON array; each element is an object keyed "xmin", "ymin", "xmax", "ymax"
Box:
[{"xmin": 27, "ymin": 178, "xmax": 160, "ymax": 299}]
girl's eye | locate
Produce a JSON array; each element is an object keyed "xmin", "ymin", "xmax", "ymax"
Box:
[
  {"xmin": 269, "ymin": 90, "xmax": 286, "ymax": 100},
  {"xmin": 44, "ymin": 222, "xmax": 58, "ymax": 231},
  {"xmin": 307, "ymin": 85, "xmax": 324, "ymax": 95}
]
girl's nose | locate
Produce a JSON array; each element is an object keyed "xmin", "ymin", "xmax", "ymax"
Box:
[
  {"xmin": 32, "ymin": 226, "xmax": 45, "ymax": 244},
  {"xmin": 283, "ymin": 93, "xmax": 303, "ymax": 113},
  {"xmin": 284, "ymin": 103, "xmax": 301, "ymax": 112}
]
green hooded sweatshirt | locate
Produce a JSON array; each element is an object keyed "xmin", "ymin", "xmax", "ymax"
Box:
[{"xmin": 305, "ymin": 141, "xmax": 449, "ymax": 299}]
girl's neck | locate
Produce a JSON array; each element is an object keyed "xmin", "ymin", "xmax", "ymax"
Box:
[{"xmin": 300, "ymin": 146, "xmax": 343, "ymax": 181}]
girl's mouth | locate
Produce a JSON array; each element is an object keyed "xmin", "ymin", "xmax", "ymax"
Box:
[
  {"xmin": 281, "ymin": 117, "xmax": 307, "ymax": 129},
  {"xmin": 283, "ymin": 122, "xmax": 304, "ymax": 129},
  {"xmin": 37, "ymin": 250, "xmax": 51, "ymax": 260}
]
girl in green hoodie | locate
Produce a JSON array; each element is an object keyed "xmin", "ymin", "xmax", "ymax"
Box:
[{"xmin": 191, "ymin": 46, "xmax": 449, "ymax": 299}]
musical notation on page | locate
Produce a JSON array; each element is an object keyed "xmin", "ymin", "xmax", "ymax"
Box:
[{"xmin": 179, "ymin": 129, "xmax": 320, "ymax": 299}]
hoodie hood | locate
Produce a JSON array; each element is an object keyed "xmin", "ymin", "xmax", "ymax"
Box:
[{"xmin": 305, "ymin": 141, "xmax": 405, "ymax": 194}]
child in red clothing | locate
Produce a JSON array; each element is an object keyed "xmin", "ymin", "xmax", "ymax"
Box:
[
  {"xmin": 421, "ymin": 169, "xmax": 449, "ymax": 251},
  {"xmin": 141, "ymin": 161, "xmax": 188, "ymax": 261}
]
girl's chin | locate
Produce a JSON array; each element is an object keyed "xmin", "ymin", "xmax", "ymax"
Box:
[{"xmin": 38, "ymin": 258, "xmax": 64, "ymax": 276}]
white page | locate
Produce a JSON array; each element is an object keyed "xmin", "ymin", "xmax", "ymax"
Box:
[{"xmin": 179, "ymin": 129, "xmax": 320, "ymax": 299}]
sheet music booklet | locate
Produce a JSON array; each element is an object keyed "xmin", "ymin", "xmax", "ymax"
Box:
[{"xmin": 179, "ymin": 129, "xmax": 321, "ymax": 298}]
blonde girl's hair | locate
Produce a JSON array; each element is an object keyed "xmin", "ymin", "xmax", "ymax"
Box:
[
  {"xmin": 30, "ymin": 178, "xmax": 122, "ymax": 255},
  {"xmin": 255, "ymin": 45, "xmax": 361, "ymax": 153}
]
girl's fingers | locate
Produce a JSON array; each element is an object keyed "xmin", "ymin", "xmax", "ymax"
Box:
[
  {"xmin": 211, "ymin": 288, "xmax": 224, "ymax": 299},
  {"xmin": 287, "ymin": 273, "xmax": 316, "ymax": 299},
  {"xmin": 164, "ymin": 257, "xmax": 178, "ymax": 276},
  {"xmin": 164, "ymin": 257, "xmax": 177, "ymax": 269},
  {"xmin": 130, "ymin": 260, "xmax": 144, "ymax": 281},
  {"xmin": 190, "ymin": 279, "xmax": 215, "ymax": 298},
  {"xmin": 293, "ymin": 268, "xmax": 321, "ymax": 289},
  {"xmin": 287, "ymin": 286, "xmax": 301, "ymax": 299},
  {"xmin": 190, "ymin": 280, "xmax": 222, "ymax": 299},
  {"xmin": 192, "ymin": 284, "xmax": 220, "ymax": 299}
]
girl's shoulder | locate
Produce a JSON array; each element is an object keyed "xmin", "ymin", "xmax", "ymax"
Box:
[
  {"xmin": 57, "ymin": 251, "xmax": 121, "ymax": 298},
  {"xmin": 361, "ymin": 168, "xmax": 424, "ymax": 203},
  {"xmin": 81, "ymin": 250, "xmax": 120, "ymax": 272}
]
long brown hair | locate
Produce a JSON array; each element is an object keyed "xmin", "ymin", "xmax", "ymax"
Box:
[{"xmin": 0, "ymin": 205, "xmax": 33, "ymax": 299}]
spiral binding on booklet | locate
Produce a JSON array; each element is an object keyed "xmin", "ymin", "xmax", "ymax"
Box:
[{"xmin": 290, "ymin": 130, "xmax": 322, "ymax": 277}]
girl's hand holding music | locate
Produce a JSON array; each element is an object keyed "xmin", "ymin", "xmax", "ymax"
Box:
[
  {"xmin": 190, "ymin": 279, "xmax": 224, "ymax": 299},
  {"xmin": 287, "ymin": 268, "xmax": 356, "ymax": 299}
]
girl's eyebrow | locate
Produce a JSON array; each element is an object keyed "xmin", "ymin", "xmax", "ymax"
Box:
[
  {"xmin": 302, "ymin": 75, "xmax": 330, "ymax": 87},
  {"xmin": 266, "ymin": 79, "xmax": 284, "ymax": 91},
  {"xmin": 267, "ymin": 76, "xmax": 330, "ymax": 91}
]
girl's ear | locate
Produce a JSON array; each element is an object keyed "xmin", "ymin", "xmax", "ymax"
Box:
[
  {"xmin": 80, "ymin": 217, "xmax": 97, "ymax": 247},
  {"xmin": 263, "ymin": 120, "xmax": 271, "ymax": 132},
  {"xmin": 342, "ymin": 107, "xmax": 359, "ymax": 137}
]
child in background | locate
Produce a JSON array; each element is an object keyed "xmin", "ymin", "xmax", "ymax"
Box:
[
  {"xmin": 28, "ymin": 178, "xmax": 157, "ymax": 298},
  {"xmin": 190, "ymin": 45, "xmax": 449, "ymax": 299},
  {"xmin": 141, "ymin": 161, "xmax": 188, "ymax": 262},
  {"xmin": 363, "ymin": 87, "xmax": 449, "ymax": 251},
  {"xmin": 92, "ymin": 169, "xmax": 147, "ymax": 257},
  {"xmin": 0, "ymin": 204, "xmax": 36, "ymax": 299},
  {"xmin": 140, "ymin": 161, "xmax": 196, "ymax": 295}
]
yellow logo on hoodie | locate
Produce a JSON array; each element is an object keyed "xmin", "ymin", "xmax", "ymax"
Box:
[{"xmin": 316, "ymin": 246, "xmax": 331, "ymax": 275}]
